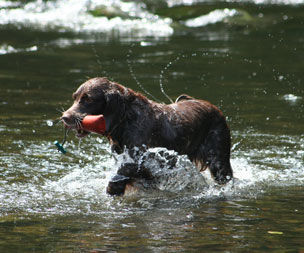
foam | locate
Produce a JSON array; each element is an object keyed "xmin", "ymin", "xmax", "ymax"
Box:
[{"xmin": 0, "ymin": 0, "xmax": 173, "ymax": 37}]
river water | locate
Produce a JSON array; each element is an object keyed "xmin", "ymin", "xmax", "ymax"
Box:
[{"xmin": 0, "ymin": 0, "xmax": 304, "ymax": 252}]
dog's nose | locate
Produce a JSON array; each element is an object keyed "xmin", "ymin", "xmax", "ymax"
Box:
[{"xmin": 60, "ymin": 116, "xmax": 70, "ymax": 124}]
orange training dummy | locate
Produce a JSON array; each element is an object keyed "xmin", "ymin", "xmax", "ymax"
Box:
[{"xmin": 81, "ymin": 115, "xmax": 106, "ymax": 135}]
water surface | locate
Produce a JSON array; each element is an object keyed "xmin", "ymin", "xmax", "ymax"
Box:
[{"xmin": 0, "ymin": 0, "xmax": 304, "ymax": 252}]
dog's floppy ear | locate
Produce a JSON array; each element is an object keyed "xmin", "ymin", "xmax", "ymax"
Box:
[
  {"xmin": 103, "ymin": 89, "xmax": 127, "ymax": 133},
  {"xmin": 103, "ymin": 89, "xmax": 127, "ymax": 120}
]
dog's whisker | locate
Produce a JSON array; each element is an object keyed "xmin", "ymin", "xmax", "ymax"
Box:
[
  {"xmin": 55, "ymin": 107, "xmax": 67, "ymax": 114},
  {"xmin": 76, "ymin": 117, "xmax": 82, "ymax": 128},
  {"xmin": 76, "ymin": 119, "xmax": 81, "ymax": 130},
  {"xmin": 56, "ymin": 108, "xmax": 63, "ymax": 113},
  {"xmin": 53, "ymin": 118, "xmax": 62, "ymax": 125}
]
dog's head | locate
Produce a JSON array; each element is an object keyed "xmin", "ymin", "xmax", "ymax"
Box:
[{"xmin": 61, "ymin": 77, "xmax": 128, "ymax": 137}]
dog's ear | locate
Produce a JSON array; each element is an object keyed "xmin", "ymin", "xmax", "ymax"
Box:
[
  {"xmin": 103, "ymin": 90, "xmax": 126, "ymax": 133},
  {"xmin": 104, "ymin": 90, "xmax": 125, "ymax": 115}
]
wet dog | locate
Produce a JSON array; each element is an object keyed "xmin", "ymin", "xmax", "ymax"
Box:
[{"xmin": 61, "ymin": 77, "xmax": 233, "ymax": 195}]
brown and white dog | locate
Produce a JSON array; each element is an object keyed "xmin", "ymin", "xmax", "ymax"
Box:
[{"xmin": 61, "ymin": 77, "xmax": 233, "ymax": 195}]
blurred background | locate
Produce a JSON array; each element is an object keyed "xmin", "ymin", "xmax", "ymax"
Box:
[{"xmin": 0, "ymin": 0, "xmax": 304, "ymax": 252}]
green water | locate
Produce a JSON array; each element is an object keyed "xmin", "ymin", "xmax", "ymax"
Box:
[{"xmin": 1, "ymin": 0, "xmax": 304, "ymax": 252}]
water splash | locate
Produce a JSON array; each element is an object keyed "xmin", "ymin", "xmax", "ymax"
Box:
[
  {"xmin": 0, "ymin": 44, "xmax": 38, "ymax": 55},
  {"xmin": 282, "ymin": 94, "xmax": 302, "ymax": 104},
  {"xmin": 114, "ymin": 147, "xmax": 208, "ymax": 193},
  {"xmin": 158, "ymin": 51, "xmax": 202, "ymax": 103},
  {"xmin": 184, "ymin": 9, "xmax": 239, "ymax": 27},
  {"xmin": 0, "ymin": 130, "xmax": 303, "ymax": 217},
  {"xmin": 0, "ymin": 0, "xmax": 173, "ymax": 37},
  {"xmin": 167, "ymin": 0, "xmax": 304, "ymax": 7},
  {"xmin": 159, "ymin": 57, "xmax": 178, "ymax": 103},
  {"xmin": 127, "ymin": 47, "xmax": 161, "ymax": 102},
  {"xmin": 91, "ymin": 45, "xmax": 109, "ymax": 77}
]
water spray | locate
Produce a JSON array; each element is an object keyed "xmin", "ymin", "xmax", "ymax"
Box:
[{"xmin": 127, "ymin": 46, "xmax": 162, "ymax": 103}]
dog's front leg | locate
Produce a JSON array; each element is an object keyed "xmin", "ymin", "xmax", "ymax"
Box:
[{"xmin": 106, "ymin": 147, "xmax": 154, "ymax": 196}]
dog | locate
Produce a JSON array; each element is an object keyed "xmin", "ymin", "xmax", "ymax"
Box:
[{"xmin": 61, "ymin": 77, "xmax": 233, "ymax": 195}]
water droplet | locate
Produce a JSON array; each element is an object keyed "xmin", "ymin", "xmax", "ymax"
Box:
[{"xmin": 46, "ymin": 120, "xmax": 53, "ymax": 127}]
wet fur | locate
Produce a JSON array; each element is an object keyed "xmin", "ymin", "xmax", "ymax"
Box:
[{"xmin": 61, "ymin": 77, "xmax": 233, "ymax": 195}]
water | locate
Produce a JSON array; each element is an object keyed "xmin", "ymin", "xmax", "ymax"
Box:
[{"xmin": 1, "ymin": 0, "xmax": 304, "ymax": 251}]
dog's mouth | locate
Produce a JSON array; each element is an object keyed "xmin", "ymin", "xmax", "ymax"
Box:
[
  {"xmin": 62, "ymin": 118, "xmax": 90, "ymax": 138},
  {"xmin": 75, "ymin": 128, "xmax": 89, "ymax": 138}
]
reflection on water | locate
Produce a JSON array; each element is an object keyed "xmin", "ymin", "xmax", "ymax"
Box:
[{"xmin": 0, "ymin": 0, "xmax": 304, "ymax": 251}]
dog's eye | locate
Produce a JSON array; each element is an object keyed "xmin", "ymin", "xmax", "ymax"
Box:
[
  {"xmin": 80, "ymin": 93, "xmax": 92, "ymax": 104},
  {"xmin": 72, "ymin": 92, "xmax": 77, "ymax": 100}
]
